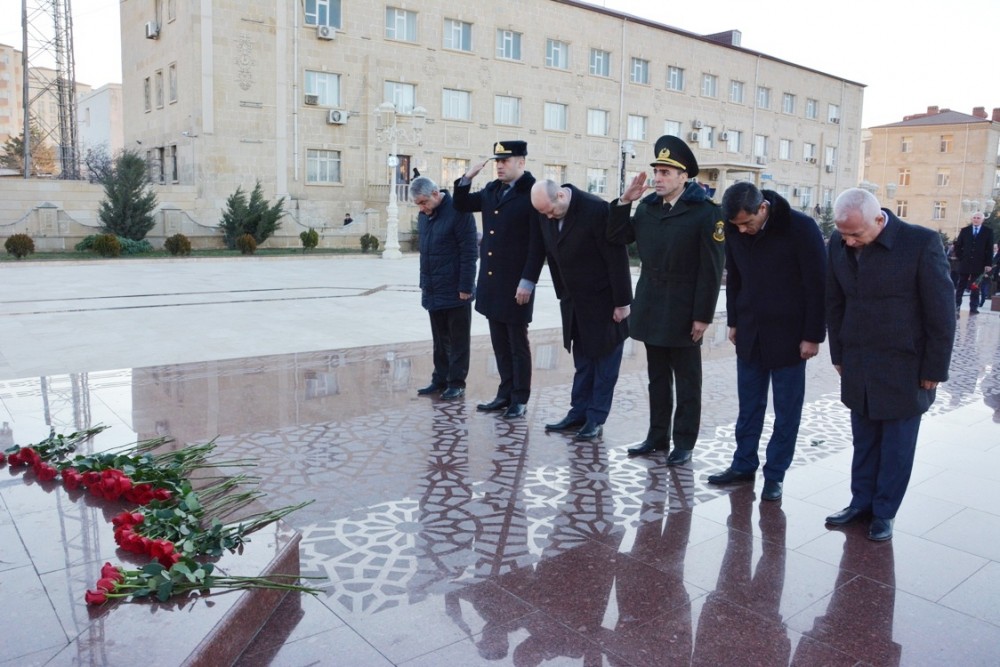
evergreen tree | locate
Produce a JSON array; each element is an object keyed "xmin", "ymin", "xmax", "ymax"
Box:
[
  {"xmin": 97, "ymin": 149, "xmax": 158, "ymax": 241},
  {"xmin": 0, "ymin": 124, "xmax": 57, "ymax": 175},
  {"xmin": 218, "ymin": 181, "xmax": 285, "ymax": 248}
]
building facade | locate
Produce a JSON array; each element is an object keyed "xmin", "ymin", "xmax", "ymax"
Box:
[
  {"xmin": 77, "ymin": 83, "xmax": 125, "ymax": 159},
  {"xmin": 119, "ymin": 0, "xmax": 863, "ymax": 244},
  {"xmin": 862, "ymin": 105, "xmax": 1000, "ymax": 238}
]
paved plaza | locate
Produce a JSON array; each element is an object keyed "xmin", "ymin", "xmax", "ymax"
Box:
[{"xmin": 1, "ymin": 255, "xmax": 999, "ymax": 666}]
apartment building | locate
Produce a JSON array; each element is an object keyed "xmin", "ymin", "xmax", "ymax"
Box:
[
  {"xmin": 121, "ymin": 0, "xmax": 864, "ymax": 237},
  {"xmin": 862, "ymin": 105, "xmax": 1000, "ymax": 237}
]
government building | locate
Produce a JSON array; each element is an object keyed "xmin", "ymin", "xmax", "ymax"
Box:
[{"xmin": 120, "ymin": 0, "xmax": 864, "ymax": 246}]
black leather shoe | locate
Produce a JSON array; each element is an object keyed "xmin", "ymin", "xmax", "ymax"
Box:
[
  {"xmin": 573, "ymin": 422, "xmax": 603, "ymax": 441},
  {"xmin": 761, "ymin": 480, "xmax": 783, "ymax": 501},
  {"xmin": 825, "ymin": 506, "xmax": 870, "ymax": 526},
  {"xmin": 502, "ymin": 403, "xmax": 527, "ymax": 419},
  {"xmin": 626, "ymin": 440, "xmax": 667, "ymax": 457},
  {"xmin": 545, "ymin": 415, "xmax": 587, "ymax": 432},
  {"xmin": 440, "ymin": 387, "xmax": 465, "ymax": 400},
  {"xmin": 417, "ymin": 383, "xmax": 444, "ymax": 396},
  {"xmin": 665, "ymin": 448, "xmax": 693, "ymax": 466},
  {"xmin": 707, "ymin": 467, "xmax": 755, "ymax": 485},
  {"xmin": 867, "ymin": 516, "xmax": 894, "ymax": 541},
  {"xmin": 477, "ymin": 397, "xmax": 510, "ymax": 412},
  {"xmin": 970, "ymin": 309, "xmax": 980, "ymax": 315}
]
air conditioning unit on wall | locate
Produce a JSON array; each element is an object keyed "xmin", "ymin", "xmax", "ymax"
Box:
[
  {"xmin": 805, "ymin": 157, "xmax": 817, "ymax": 164},
  {"xmin": 327, "ymin": 109, "xmax": 347, "ymax": 125},
  {"xmin": 692, "ymin": 120, "xmax": 703, "ymax": 129},
  {"xmin": 145, "ymin": 22, "xmax": 159, "ymax": 39},
  {"xmin": 718, "ymin": 131, "xmax": 729, "ymax": 141},
  {"xmin": 755, "ymin": 156, "xmax": 766, "ymax": 165},
  {"xmin": 688, "ymin": 131, "xmax": 700, "ymax": 142},
  {"xmin": 825, "ymin": 165, "xmax": 834, "ymax": 173},
  {"xmin": 317, "ymin": 25, "xmax": 335, "ymax": 40},
  {"xmin": 304, "ymin": 94, "xmax": 319, "ymax": 106}
]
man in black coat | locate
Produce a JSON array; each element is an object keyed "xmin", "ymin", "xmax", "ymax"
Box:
[
  {"xmin": 411, "ymin": 176, "xmax": 478, "ymax": 400},
  {"xmin": 453, "ymin": 141, "xmax": 540, "ymax": 419},
  {"xmin": 952, "ymin": 211, "xmax": 994, "ymax": 315},
  {"xmin": 707, "ymin": 183, "xmax": 826, "ymax": 502},
  {"xmin": 527, "ymin": 179, "xmax": 633, "ymax": 441},
  {"xmin": 824, "ymin": 188, "xmax": 955, "ymax": 541}
]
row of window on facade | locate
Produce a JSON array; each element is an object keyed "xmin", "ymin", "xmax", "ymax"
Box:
[
  {"xmin": 143, "ymin": 65, "xmax": 178, "ymax": 112},
  {"xmin": 305, "ymin": 4, "xmax": 842, "ymax": 123}
]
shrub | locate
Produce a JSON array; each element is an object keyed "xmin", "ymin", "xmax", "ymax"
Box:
[
  {"xmin": 91, "ymin": 234, "xmax": 122, "ymax": 258},
  {"xmin": 235, "ymin": 233, "xmax": 257, "ymax": 255},
  {"xmin": 219, "ymin": 181, "xmax": 285, "ymax": 249},
  {"xmin": 5, "ymin": 233, "xmax": 35, "ymax": 259},
  {"xmin": 97, "ymin": 149, "xmax": 158, "ymax": 241},
  {"xmin": 300, "ymin": 228, "xmax": 319, "ymax": 252},
  {"xmin": 360, "ymin": 233, "xmax": 380, "ymax": 253},
  {"xmin": 76, "ymin": 234, "xmax": 151, "ymax": 256},
  {"xmin": 118, "ymin": 237, "xmax": 154, "ymax": 255},
  {"xmin": 164, "ymin": 233, "xmax": 192, "ymax": 256}
]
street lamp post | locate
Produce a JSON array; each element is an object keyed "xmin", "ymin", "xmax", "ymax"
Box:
[
  {"xmin": 619, "ymin": 140, "xmax": 634, "ymax": 197},
  {"xmin": 374, "ymin": 102, "xmax": 426, "ymax": 260}
]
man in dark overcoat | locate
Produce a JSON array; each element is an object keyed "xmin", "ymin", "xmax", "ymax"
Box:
[
  {"xmin": 607, "ymin": 135, "xmax": 725, "ymax": 465},
  {"xmin": 453, "ymin": 141, "xmax": 540, "ymax": 419},
  {"xmin": 410, "ymin": 176, "xmax": 478, "ymax": 400},
  {"xmin": 952, "ymin": 210, "xmax": 994, "ymax": 315},
  {"xmin": 707, "ymin": 183, "xmax": 826, "ymax": 502},
  {"xmin": 526, "ymin": 179, "xmax": 633, "ymax": 441},
  {"xmin": 825, "ymin": 188, "xmax": 955, "ymax": 541}
]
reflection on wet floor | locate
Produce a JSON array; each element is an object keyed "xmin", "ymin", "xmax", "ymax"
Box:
[{"xmin": 2, "ymin": 315, "xmax": 1000, "ymax": 666}]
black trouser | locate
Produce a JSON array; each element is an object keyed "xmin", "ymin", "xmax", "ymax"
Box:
[
  {"xmin": 428, "ymin": 303, "xmax": 472, "ymax": 388},
  {"xmin": 644, "ymin": 343, "xmax": 702, "ymax": 450},
  {"xmin": 955, "ymin": 273, "xmax": 981, "ymax": 311},
  {"xmin": 488, "ymin": 319, "xmax": 531, "ymax": 404}
]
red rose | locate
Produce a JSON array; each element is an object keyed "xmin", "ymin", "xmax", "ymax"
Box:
[
  {"xmin": 96, "ymin": 577, "xmax": 119, "ymax": 592},
  {"xmin": 158, "ymin": 551, "xmax": 182, "ymax": 569},
  {"xmin": 0, "ymin": 452, "xmax": 6, "ymax": 465},
  {"xmin": 62, "ymin": 467, "xmax": 83, "ymax": 491},
  {"xmin": 34, "ymin": 463, "xmax": 58, "ymax": 481},
  {"xmin": 81, "ymin": 471, "xmax": 101, "ymax": 487},
  {"xmin": 19, "ymin": 448, "xmax": 41, "ymax": 466},
  {"xmin": 100, "ymin": 562, "xmax": 124, "ymax": 583},
  {"xmin": 152, "ymin": 488, "xmax": 172, "ymax": 502},
  {"xmin": 149, "ymin": 539, "xmax": 175, "ymax": 559},
  {"xmin": 85, "ymin": 589, "xmax": 108, "ymax": 605}
]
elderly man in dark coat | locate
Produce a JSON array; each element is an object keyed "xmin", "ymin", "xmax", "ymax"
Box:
[
  {"xmin": 607, "ymin": 135, "xmax": 725, "ymax": 465},
  {"xmin": 454, "ymin": 141, "xmax": 540, "ymax": 419},
  {"xmin": 824, "ymin": 188, "xmax": 955, "ymax": 541},
  {"xmin": 952, "ymin": 210, "xmax": 994, "ymax": 315},
  {"xmin": 411, "ymin": 176, "xmax": 478, "ymax": 400},
  {"xmin": 707, "ymin": 183, "xmax": 826, "ymax": 502},
  {"xmin": 526, "ymin": 179, "xmax": 633, "ymax": 441}
]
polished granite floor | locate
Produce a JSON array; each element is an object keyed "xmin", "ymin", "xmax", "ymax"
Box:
[{"xmin": 2, "ymin": 259, "xmax": 1000, "ymax": 666}]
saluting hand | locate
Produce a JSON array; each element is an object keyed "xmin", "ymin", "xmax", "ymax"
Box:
[
  {"xmin": 463, "ymin": 159, "xmax": 491, "ymax": 181},
  {"xmin": 620, "ymin": 172, "xmax": 650, "ymax": 205}
]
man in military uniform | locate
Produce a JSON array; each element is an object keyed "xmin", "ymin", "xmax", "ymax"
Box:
[
  {"xmin": 453, "ymin": 141, "xmax": 540, "ymax": 419},
  {"xmin": 607, "ymin": 135, "xmax": 725, "ymax": 464}
]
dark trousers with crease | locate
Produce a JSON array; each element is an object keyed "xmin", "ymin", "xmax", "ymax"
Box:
[
  {"xmin": 428, "ymin": 303, "xmax": 472, "ymax": 389},
  {"xmin": 644, "ymin": 343, "xmax": 702, "ymax": 450},
  {"xmin": 488, "ymin": 319, "xmax": 531, "ymax": 404},
  {"xmin": 849, "ymin": 411, "xmax": 921, "ymax": 519}
]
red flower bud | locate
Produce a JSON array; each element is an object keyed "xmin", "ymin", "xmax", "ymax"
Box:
[
  {"xmin": 0, "ymin": 452, "xmax": 6, "ymax": 465},
  {"xmin": 34, "ymin": 463, "xmax": 58, "ymax": 481},
  {"xmin": 96, "ymin": 577, "xmax": 119, "ymax": 592},
  {"xmin": 85, "ymin": 589, "xmax": 108, "ymax": 605},
  {"xmin": 100, "ymin": 562, "xmax": 124, "ymax": 582},
  {"xmin": 152, "ymin": 488, "xmax": 172, "ymax": 502},
  {"xmin": 82, "ymin": 471, "xmax": 101, "ymax": 487}
]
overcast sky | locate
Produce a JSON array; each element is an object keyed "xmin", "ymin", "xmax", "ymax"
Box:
[{"xmin": 3, "ymin": 0, "xmax": 997, "ymax": 128}]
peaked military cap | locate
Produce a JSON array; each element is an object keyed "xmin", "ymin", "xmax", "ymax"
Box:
[
  {"xmin": 492, "ymin": 140, "xmax": 528, "ymax": 158},
  {"xmin": 650, "ymin": 135, "xmax": 699, "ymax": 177}
]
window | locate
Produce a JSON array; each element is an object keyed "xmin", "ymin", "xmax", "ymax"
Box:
[
  {"xmin": 799, "ymin": 186, "xmax": 813, "ymax": 207},
  {"xmin": 828, "ymin": 103, "xmax": 840, "ymax": 123},
  {"xmin": 495, "ymin": 95, "xmax": 521, "ymax": 125},
  {"xmin": 587, "ymin": 108, "xmax": 609, "ymax": 136},
  {"xmin": 384, "ymin": 81, "xmax": 415, "ymax": 113},
  {"xmin": 779, "ymin": 139, "xmax": 792, "ymax": 160},
  {"xmin": 702, "ymin": 73, "xmax": 718, "ymax": 98},
  {"xmin": 626, "ymin": 114, "xmax": 647, "ymax": 141},
  {"xmin": 586, "ymin": 168, "xmax": 607, "ymax": 195},
  {"xmin": 940, "ymin": 134, "xmax": 953, "ymax": 153},
  {"xmin": 726, "ymin": 130, "xmax": 742, "ymax": 153},
  {"xmin": 305, "ymin": 0, "xmax": 342, "ymax": 29},
  {"xmin": 496, "ymin": 29, "xmax": 522, "ymax": 61},
  {"xmin": 168, "ymin": 63, "xmax": 177, "ymax": 103},
  {"xmin": 896, "ymin": 200, "xmax": 908, "ymax": 217},
  {"xmin": 698, "ymin": 126, "xmax": 714, "ymax": 150},
  {"xmin": 144, "ymin": 77, "xmax": 151, "ymax": 112},
  {"xmin": 898, "ymin": 168, "xmax": 910, "ymax": 186},
  {"xmin": 776, "ymin": 184, "xmax": 790, "ymax": 199},
  {"xmin": 168, "ymin": 145, "xmax": 178, "ymax": 182},
  {"xmin": 544, "ymin": 164, "xmax": 566, "ymax": 184},
  {"xmin": 631, "ymin": 57, "xmax": 649, "ymax": 84},
  {"xmin": 307, "ymin": 149, "xmax": 342, "ymax": 184},
  {"xmin": 730, "ymin": 80, "xmax": 744, "ymax": 104},
  {"xmin": 754, "ymin": 134, "xmax": 768, "ymax": 157},
  {"xmin": 805, "ymin": 98, "xmax": 818, "ymax": 119},
  {"xmin": 442, "ymin": 88, "xmax": 471, "ymax": 120},
  {"xmin": 933, "ymin": 201, "xmax": 946, "ymax": 220},
  {"xmin": 441, "ymin": 158, "xmax": 468, "ymax": 185},
  {"xmin": 901, "ymin": 135, "xmax": 912, "ymax": 153},
  {"xmin": 822, "ymin": 188, "xmax": 834, "ymax": 207},
  {"xmin": 782, "ymin": 93, "xmax": 795, "ymax": 114},
  {"xmin": 825, "ymin": 146, "xmax": 837, "ymax": 168},
  {"xmin": 385, "ymin": 8, "xmax": 417, "ymax": 42},
  {"xmin": 167, "ymin": 0, "xmax": 175, "ymax": 22},
  {"xmin": 544, "ymin": 102, "xmax": 568, "ymax": 131},
  {"xmin": 155, "ymin": 70, "xmax": 164, "ymax": 108},
  {"xmin": 306, "ymin": 70, "xmax": 341, "ymax": 106},
  {"xmin": 667, "ymin": 66, "xmax": 685, "ymax": 91},
  {"xmin": 756, "ymin": 86, "xmax": 771, "ymax": 109},
  {"xmin": 546, "ymin": 39, "xmax": 569, "ymax": 70},
  {"xmin": 937, "ymin": 169, "xmax": 950, "ymax": 187},
  {"xmin": 154, "ymin": 147, "xmax": 165, "ymax": 184},
  {"xmin": 664, "ymin": 120, "xmax": 682, "ymax": 137},
  {"xmin": 590, "ymin": 48, "xmax": 610, "ymax": 77},
  {"xmin": 803, "ymin": 142, "xmax": 816, "ymax": 160},
  {"xmin": 443, "ymin": 19, "xmax": 472, "ymax": 52}
]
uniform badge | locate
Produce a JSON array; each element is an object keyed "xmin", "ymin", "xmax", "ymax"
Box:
[{"xmin": 713, "ymin": 220, "xmax": 725, "ymax": 243}]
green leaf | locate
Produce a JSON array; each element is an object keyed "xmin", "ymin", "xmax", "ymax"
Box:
[
  {"xmin": 142, "ymin": 562, "xmax": 166, "ymax": 576},
  {"xmin": 157, "ymin": 580, "xmax": 174, "ymax": 602}
]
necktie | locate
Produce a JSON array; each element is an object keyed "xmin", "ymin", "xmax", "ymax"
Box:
[
  {"xmin": 663, "ymin": 202, "xmax": 672, "ymax": 212},
  {"xmin": 973, "ymin": 227, "xmax": 979, "ymax": 238}
]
